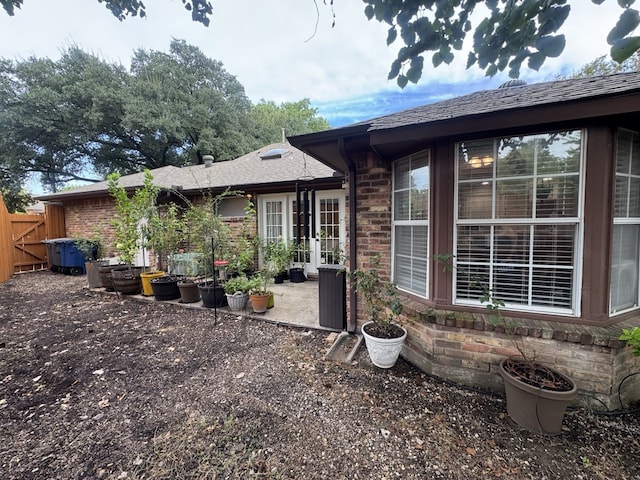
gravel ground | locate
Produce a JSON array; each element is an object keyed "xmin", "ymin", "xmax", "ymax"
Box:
[{"xmin": 0, "ymin": 270, "xmax": 639, "ymax": 480}]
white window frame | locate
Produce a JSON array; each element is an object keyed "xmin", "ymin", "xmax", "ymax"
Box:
[
  {"xmin": 391, "ymin": 150, "xmax": 430, "ymax": 298},
  {"xmin": 453, "ymin": 130, "xmax": 585, "ymax": 316},
  {"xmin": 610, "ymin": 128, "xmax": 640, "ymax": 315}
]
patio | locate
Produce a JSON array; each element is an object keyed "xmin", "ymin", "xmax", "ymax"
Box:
[{"xmin": 119, "ymin": 278, "xmax": 340, "ymax": 332}]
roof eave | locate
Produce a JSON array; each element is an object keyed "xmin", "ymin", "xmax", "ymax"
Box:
[{"xmin": 288, "ymin": 124, "xmax": 371, "ymax": 172}]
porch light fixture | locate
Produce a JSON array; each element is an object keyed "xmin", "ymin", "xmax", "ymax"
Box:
[{"xmin": 468, "ymin": 155, "xmax": 494, "ymax": 168}]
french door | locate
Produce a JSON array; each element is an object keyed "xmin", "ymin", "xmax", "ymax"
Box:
[{"xmin": 259, "ymin": 190, "xmax": 344, "ymax": 275}]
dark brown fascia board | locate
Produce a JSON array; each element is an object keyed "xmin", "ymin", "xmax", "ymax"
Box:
[
  {"xmin": 288, "ymin": 124, "xmax": 371, "ymax": 171},
  {"xmin": 369, "ymin": 93, "xmax": 640, "ymax": 148},
  {"xmin": 173, "ymin": 177, "xmax": 344, "ymax": 197},
  {"xmin": 36, "ymin": 177, "xmax": 344, "ymax": 204}
]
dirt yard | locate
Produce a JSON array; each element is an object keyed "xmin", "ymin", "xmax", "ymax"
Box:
[{"xmin": 1, "ymin": 271, "xmax": 639, "ymax": 479}]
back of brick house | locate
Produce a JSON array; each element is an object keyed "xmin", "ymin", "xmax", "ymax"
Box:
[{"xmin": 290, "ymin": 72, "xmax": 640, "ymax": 409}]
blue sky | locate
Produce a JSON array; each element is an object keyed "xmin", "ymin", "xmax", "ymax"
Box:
[{"xmin": 0, "ymin": 1, "xmax": 628, "ymax": 130}]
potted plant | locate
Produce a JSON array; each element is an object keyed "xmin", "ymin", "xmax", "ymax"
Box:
[
  {"xmin": 223, "ymin": 275, "xmax": 258, "ymax": 311},
  {"xmin": 145, "ymin": 202, "xmax": 187, "ymax": 301},
  {"xmin": 107, "ymin": 170, "xmax": 159, "ymax": 295},
  {"xmin": 264, "ymin": 237, "xmax": 295, "ymax": 284},
  {"xmin": 249, "ymin": 271, "xmax": 274, "ymax": 313},
  {"xmin": 348, "ymin": 255, "xmax": 405, "ymax": 368},
  {"xmin": 228, "ymin": 198, "xmax": 258, "ymax": 277},
  {"xmin": 620, "ymin": 326, "xmax": 640, "ymax": 357},
  {"xmin": 185, "ymin": 192, "xmax": 232, "ymax": 308},
  {"xmin": 289, "ymin": 241, "xmax": 308, "ymax": 283},
  {"xmin": 472, "ymin": 276, "xmax": 578, "ymax": 435},
  {"xmin": 75, "ymin": 231, "xmax": 105, "ymax": 288},
  {"xmin": 433, "ymin": 252, "xmax": 579, "ymax": 434}
]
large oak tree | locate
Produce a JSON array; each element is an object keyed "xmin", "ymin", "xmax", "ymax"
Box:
[{"xmin": 0, "ymin": 40, "xmax": 329, "ymax": 198}]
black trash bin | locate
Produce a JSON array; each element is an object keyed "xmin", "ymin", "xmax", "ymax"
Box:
[
  {"xmin": 318, "ymin": 264, "xmax": 346, "ymax": 330},
  {"xmin": 42, "ymin": 239, "xmax": 62, "ymax": 272}
]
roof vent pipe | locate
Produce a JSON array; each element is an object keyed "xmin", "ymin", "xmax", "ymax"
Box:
[{"xmin": 203, "ymin": 155, "xmax": 214, "ymax": 167}]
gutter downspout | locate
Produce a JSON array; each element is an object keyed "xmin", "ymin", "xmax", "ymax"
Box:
[{"xmin": 338, "ymin": 138, "xmax": 358, "ymax": 333}]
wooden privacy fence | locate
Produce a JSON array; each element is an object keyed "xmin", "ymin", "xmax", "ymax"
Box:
[{"xmin": 0, "ymin": 194, "xmax": 66, "ymax": 283}]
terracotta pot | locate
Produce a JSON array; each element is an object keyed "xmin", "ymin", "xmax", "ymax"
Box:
[{"xmin": 250, "ymin": 293, "xmax": 271, "ymax": 313}]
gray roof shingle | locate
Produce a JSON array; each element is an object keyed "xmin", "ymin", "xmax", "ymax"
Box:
[
  {"xmin": 37, "ymin": 143, "xmax": 337, "ymax": 200},
  {"xmin": 367, "ymin": 71, "xmax": 640, "ymax": 131}
]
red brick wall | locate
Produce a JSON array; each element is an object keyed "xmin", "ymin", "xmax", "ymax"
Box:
[
  {"xmin": 62, "ymin": 195, "xmax": 258, "ymax": 270},
  {"xmin": 64, "ymin": 197, "xmax": 117, "ymax": 258},
  {"xmin": 347, "ymin": 150, "xmax": 639, "ymax": 410}
]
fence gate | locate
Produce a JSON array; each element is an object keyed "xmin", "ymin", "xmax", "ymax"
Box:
[
  {"xmin": 11, "ymin": 213, "xmax": 48, "ymax": 274},
  {"xmin": 0, "ymin": 196, "xmax": 66, "ymax": 282}
]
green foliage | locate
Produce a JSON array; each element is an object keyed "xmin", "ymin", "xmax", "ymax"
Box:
[
  {"xmin": 263, "ymin": 237, "xmax": 296, "ymax": 274},
  {"xmin": 363, "ymin": 1, "xmax": 640, "ymax": 87},
  {"xmin": 248, "ymin": 99, "xmax": 330, "ymax": 145},
  {"xmin": 184, "ymin": 190, "xmax": 233, "ymax": 277},
  {"xmin": 348, "ymin": 255, "xmax": 403, "ymax": 335},
  {"xmin": 107, "ymin": 170, "xmax": 159, "ymax": 266},
  {"xmin": 0, "ymin": 186, "xmax": 31, "ymax": 213},
  {"xmin": 620, "ymin": 326, "xmax": 640, "ymax": 356},
  {"xmin": 74, "ymin": 226, "xmax": 107, "ymax": 261},
  {"xmin": 228, "ymin": 198, "xmax": 258, "ymax": 274},
  {"xmin": 0, "ymin": 41, "xmax": 257, "ymax": 191},
  {"xmin": 1, "ymin": 0, "xmax": 213, "ymax": 26},
  {"xmin": 5, "ymin": 1, "xmax": 639, "ymax": 90},
  {"xmin": 248, "ymin": 271, "xmax": 272, "ymax": 295},
  {"xmin": 563, "ymin": 52, "xmax": 639, "ymax": 79},
  {"xmin": 223, "ymin": 275, "xmax": 259, "ymax": 295},
  {"xmin": 144, "ymin": 202, "xmax": 187, "ymax": 272},
  {"xmin": 0, "ymin": 41, "xmax": 331, "ymax": 194}
]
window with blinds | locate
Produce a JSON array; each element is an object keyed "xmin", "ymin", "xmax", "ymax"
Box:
[
  {"xmin": 392, "ymin": 150, "xmax": 429, "ymax": 296},
  {"xmin": 611, "ymin": 129, "xmax": 640, "ymax": 314},
  {"xmin": 455, "ymin": 131, "xmax": 582, "ymax": 314}
]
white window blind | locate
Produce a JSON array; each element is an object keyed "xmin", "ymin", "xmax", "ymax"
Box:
[
  {"xmin": 611, "ymin": 129, "xmax": 640, "ymax": 314},
  {"xmin": 393, "ymin": 150, "xmax": 429, "ymax": 296},
  {"xmin": 455, "ymin": 131, "xmax": 582, "ymax": 314}
]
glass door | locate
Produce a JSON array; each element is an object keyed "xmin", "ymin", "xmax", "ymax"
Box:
[
  {"xmin": 316, "ymin": 194, "xmax": 345, "ymax": 266},
  {"xmin": 262, "ymin": 191, "xmax": 344, "ymax": 276}
]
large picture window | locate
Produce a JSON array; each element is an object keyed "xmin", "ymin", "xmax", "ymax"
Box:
[
  {"xmin": 611, "ymin": 129, "xmax": 640, "ymax": 314},
  {"xmin": 454, "ymin": 131, "xmax": 583, "ymax": 314},
  {"xmin": 393, "ymin": 150, "xmax": 429, "ymax": 296}
]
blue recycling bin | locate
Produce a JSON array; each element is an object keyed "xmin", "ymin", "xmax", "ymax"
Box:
[
  {"xmin": 59, "ymin": 238, "xmax": 91, "ymax": 275},
  {"xmin": 42, "ymin": 238, "xmax": 90, "ymax": 275}
]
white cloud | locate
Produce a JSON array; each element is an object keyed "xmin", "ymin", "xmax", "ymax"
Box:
[{"xmin": 0, "ymin": 1, "xmax": 630, "ymax": 110}]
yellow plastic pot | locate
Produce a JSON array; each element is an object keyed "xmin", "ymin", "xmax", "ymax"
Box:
[{"xmin": 140, "ymin": 271, "xmax": 165, "ymax": 296}]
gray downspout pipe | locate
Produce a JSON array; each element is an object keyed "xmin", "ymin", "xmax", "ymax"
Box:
[{"xmin": 338, "ymin": 139, "xmax": 357, "ymax": 333}]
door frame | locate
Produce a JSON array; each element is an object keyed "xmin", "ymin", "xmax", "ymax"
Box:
[{"xmin": 258, "ymin": 189, "xmax": 345, "ymax": 276}]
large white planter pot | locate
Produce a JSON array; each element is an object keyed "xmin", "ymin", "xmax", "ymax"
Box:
[{"xmin": 361, "ymin": 321, "xmax": 407, "ymax": 369}]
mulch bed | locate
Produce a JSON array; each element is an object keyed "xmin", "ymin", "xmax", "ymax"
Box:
[{"xmin": 1, "ymin": 270, "xmax": 639, "ymax": 479}]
